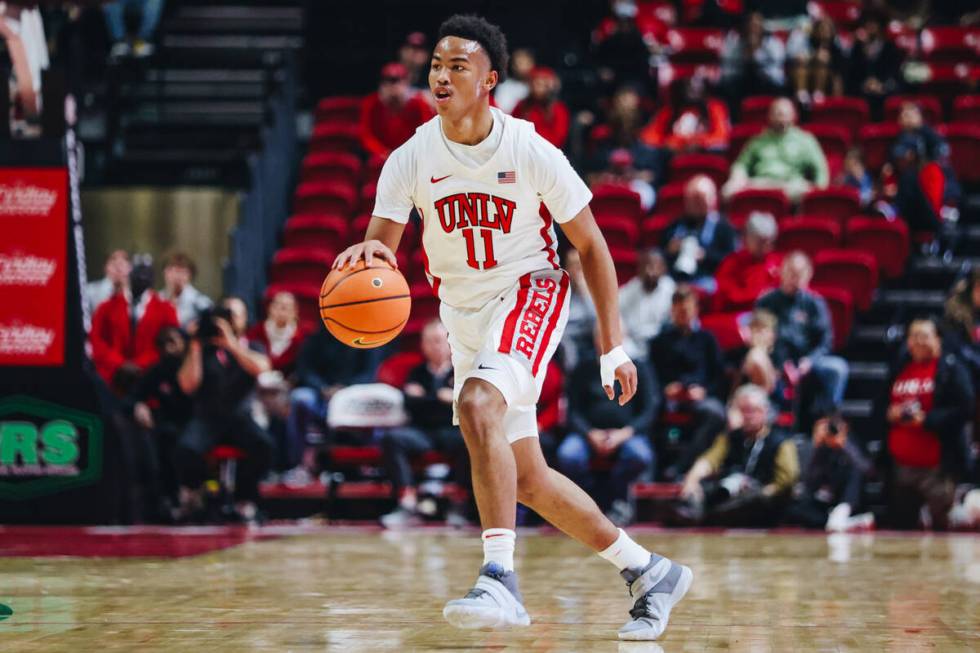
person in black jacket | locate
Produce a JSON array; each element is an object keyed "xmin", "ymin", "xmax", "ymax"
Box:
[
  {"xmin": 661, "ymin": 176, "xmax": 737, "ymax": 292},
  {"xmin": 380, "ymin": 321, "xmax": 467, "ymax": 527},
  {"xmin": 845, "ymin": 9, "xmax": 903, "ymax": 120},
  {"xmin": 756, "ymin": 252, "xmax": 849, "ymax": 431},
  {"xmin": 648, "ymin": 285, "xmax": 728, "ymax": 479},
  {"xmin": 942, "ymin": 269, "xmax": 980, "ymax": 476},
  {"xmin": 875, "ymin": 318, "xmax": 974, "ymax": 530},
  {"xmin": 557, "ymin": 324, "xmax": 659, "ymax": 525}
]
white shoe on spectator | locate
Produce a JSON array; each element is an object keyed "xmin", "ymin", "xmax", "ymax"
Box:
[
  {"xmin": 281, "ymin": 466, "xmax": 314, "ymax": 487},
  {"xmin": 380, "ymin": 506, "xmax": 423, "ymax": 529}
]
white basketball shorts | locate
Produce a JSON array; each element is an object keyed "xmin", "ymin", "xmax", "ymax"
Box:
[{"xmin": 439, "ymin": 268, "xmax": 570, "ymax": 443}]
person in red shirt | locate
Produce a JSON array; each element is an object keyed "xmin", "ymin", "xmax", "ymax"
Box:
[
  {"xmin": 359, "ymin": 62, "xmax": 436, "ymax": 158},
  {"xmin": 511, "ymin": 66, "xmax": 569, "ymax": 149},
  {"xmin": 714, "ymin": 211, "xmax": 782, "ymax": 312},
  {"xmin": 883, "ymin": 318, "xmax": 974, "ymax": 530},
  {"xmin": 639, "ymin": 76, "xmax": 731, "ymax": 153},
  {"xmin": 246, "ymin": 290, "xmax": 309, "ymax": 375},
  {"xmin": 90, "ymin": 255, "xmax": 180, "ymax": 393}
]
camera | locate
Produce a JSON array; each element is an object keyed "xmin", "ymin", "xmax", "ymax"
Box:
[{"xmin": 195, "ymin": 306, "xmax": 233, "ymax": 340}]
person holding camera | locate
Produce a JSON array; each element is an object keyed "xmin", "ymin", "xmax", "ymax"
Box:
[
  {"xmin": 785, "ymin": 411, "xmax": 873, "ymax": 531},
  {"xmin": 174, "ymin": 296, "xmax": 274, "ymax": 523},
  {"xmin": 879, "ymin": 318, "xmax": 974, "ymax": 530}
]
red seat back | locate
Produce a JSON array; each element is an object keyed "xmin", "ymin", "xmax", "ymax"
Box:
[
  {"xmin": 857, "ymin": 123, "xmax": 901, "ymax": 173},
  {"xmin": 641, "ymin": 213, "xmax": 675, "ymax": 249},
  {"xmin": 728, "ymin": 123, "xmax": 765, "ymax": 162},
  {"xmin": 919, "ymin": 26, "xmax": 980, "ymax": 63},
  {"xmin": 592, "ymin": 184, "xmax": 644, "ymax": 221},
  {"xmin": 813, "ymin": 249, "xmax": 878, "ymax": 311},
  {"xmin": 776, "ymin": 217, "xmax": 841, "ymax": 260},
  {"xmin": 664, "ymin": 27, "xmax": 724, "ymax": 63},
  {"xmin": 314, "ymin": 96, "xmax": 363, "ymax": 125},
  {"xmin": 375, "ymin": 351, "xmax": 424, "ymax": 387},
  {"xmin": 668, "ymin": 153, "xmax": 729, "ymax": 187},
  {"xmin": 952, "ymin": 95, "xmax": 980, "ymax": 124},
  {"xmin": 799, "ymin": 186, "xmax": 861, "ymax": 224},
  {"xmin": 845, "ymin": 216, "xmax": 909, "ymax": 279},
  {"xmin": 884, "ymin": 95, "xmax": 944, "ymax": 125},
  {"xmin": 269, "ymin": 248, "xmax": 336, "ymax": 286},
  {"xmin": 728, "ymin": 188, "xmax": 790, "ymax": 225},
  {"xmin": 596, "ymin": 215, "xmax": 640, "ymax": 250},
  {"xmin": 301, "ymin": 152, "xmax": 361, "ymax": 187},
  {"xmin": 808, "ymin": 97, "xmax": 870, "ymax": 140},
  {"xmin": 811, "ymin": 285, "xmax": 854, "ymax": 351},
  {"xmin": 937, "ymin": 122, "xmax": 980, "ymax": 185},
  {"xmin": 700, "ymin": 312, "xmax": 746, "ymax": 352},
  {"xmin": 283, "ymin": 215, "xmax": 350, "ymax": 250},
  {"xmin": 310, "ymin": 123, "xmax": 361, "ymax": 154},
  {"xmin": 739, "ymin": 95, "xmax": 776, "ymax": 125},
  {"xmin": 294, "ymin": 181, "xmax": 358, "ymax": 217},
  {"xmin": 610, "ymin": 247, "xmax": 639, "ymax": 285},
  {"xmin": 654, "ymin": 181, "xmax": 687, "ymax": 218}
]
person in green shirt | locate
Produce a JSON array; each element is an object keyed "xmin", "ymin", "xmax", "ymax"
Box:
[{"xmin": 723, "ymin": 98, "xmax": 829, "ymax": 202}]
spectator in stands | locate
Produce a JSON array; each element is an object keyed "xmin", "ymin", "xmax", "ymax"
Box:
[
  {"xmin": 246, "ymin": 291, "xmax": 308, "ymax": 376},
  {"xmin": 590, "ymin": 85, "xmax": 664, "ymax": 186},
  {"xmin": 661, "ymin": 175, "xmax": 737, "ymax": 291},
  {"xmin": 398, "ymin": 31, "xmax": 430, "ymax": 92},
  {"xmin": 722, "ymin": 98, "xmax": 829, "ymax": 202},
  {"xmin": 379, "ymin": 321, "xmax": 467, "ymax": 528},
  {"xmin": 90, "ymin": 254, "xmax": 179, "ymax": 393},
  {"xmin": 125, "ymin": 325, "xmax": 193, "ymax": 522},
  {"xmin": 845, "ymin": 9, "xmax": 902, "ymax": 121},
  {"xmin": 158, "ymin": 251, "xmax": 212, "ymax": 327},
  {"xmin": 678, "ymin": 384, "xmax": 799, "ymax": 526},
  {"xmin": 558, "ymin": 322, "xmax": 659, "ymax": 525},
  {"xmin": 837, "ymin": 148, "xmax": 875, "ymax": 208},
  {"xmin": 881, "ymin": 101, "xmax": 959, "ymax": 236},
  {"xmin": 714, "ymin": 211, "xmax": 782, "ymax": 312},
  {"xmin": 942, "ymin": 268, "xmax": 980, "ymax": 393},
  {"xmin": 0, "ymin": 3, "xmax": 44, "ymax": 120},
  {"xmin": 648, "ymin": 286, "xmax": 728, "ymax": 479},
  {"xmin": 512, "ymin": 66, "xmax": 569, "ymax": 148},
  {"xmin": 593, "ymin": 0, "xmax": 654, "ymax": 93},
  {"xmin": 283, "ymin": 327, "xmax": 389, "ymax": 480},
  {"xmin": 360, "ymin": 62, "xmax": 435, "ymax": 158},
  {"xmin": 739, "ymin": 308, "xmax": 791, "ymax": 413},
  {"xmin": 746, "ymin": 0, "xmax": 810, "ymax": 31},
  {"xmin": 785, "ymin": 410, "xmax": 874, "ymax": 531},
  {"xmin": 589, "ymin": 148, "xmax": 655, "ymax": 211},
  {"xmin": 561, "ymin": 248, "xmax": 597, "ymax": 371},
  {"xmin": 719, "ymin": 12, "xmax": 787, "ymax": 105},
  {"xmin": 619, "ymin": 248, "xmax": 676, "ymax": 361},
  {"xmin": 757, "ymin": 252, "xmax": 849, "ymax": 425},
  {"xmin": 85, "ymin": 249, "xmax": 131, "ymax": 319},
  {"xmin": 639, "ymin": 75, "xmax": 731, "ymax": 153},
  {"xmin": 103, "ymin": 0, "xmax": 164, "ymax": 58},
  {"xmin": 494, "ymin": 47, "xmax": 535, "ymax": 114},
  {"xmin": 786, "ymin": 15, "xmax": 845, "ymax": 106},
  {"xmin": 880, "ymin": 318, "xmax": 974, "ymax": 530},
  {"xmin": 175, "ymin": 296, "xmax": 274, "ymax": 523}
]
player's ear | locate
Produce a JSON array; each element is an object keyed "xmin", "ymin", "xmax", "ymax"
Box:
[{"xmin": 485, "ymin": 70, "xmax": 498, "ymax": 92}]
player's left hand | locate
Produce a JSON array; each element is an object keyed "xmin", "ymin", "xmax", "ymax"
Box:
[{"xmin": 606, "ymin": 361, "xmax": 637, "ymax": 406}]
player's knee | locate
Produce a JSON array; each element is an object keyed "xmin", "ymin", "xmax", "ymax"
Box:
[{"xmin": 457, "ymin": 381, "xmax": 505, "ymax": 446}]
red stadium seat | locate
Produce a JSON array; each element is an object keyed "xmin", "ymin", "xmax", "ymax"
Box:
[
  {"xmin": 269, "ymin": 247, "xmax": 335, "ymax": 286},
  {"xmin": 592, "ymin": 184, "xmax": 644, "ymax": 221},
  {"xmin": 919, "ymin": 26, "xmax": 980, "ymax": 64},
  {"xmin": 653, "ymin": 181, "xmax": 687, "ymax": 218},
  {"xmin": 664, "ymin": 27, "xmax": 724, "ymax": 63},
  {"xmin": 728, "ymin": 188, "xmax": 789, "ymax": 225},
  {"xmin": 813, "ymin": 249, "xmax": 878, "ymax": 311},
  {"xmin": 804, "ymin": 124, "xmax": 851, "ymax": 179},
  {"xmin": 845, "ymin": 216, "xmax": 909, "ymax": 280},
  {"xmin": 314, "ymin": 96, "xmax": 363, "ymax": 125},
  {"xmin": 294, "ymin": 181, "xmax": 358, "ymax": 217},
  {"xmin": 799, "ymin": 186, "xmax": 861, "ymax": 224},
  {"xmin": 301, "ymin": 152, "xmax": 361, "ymax": 187},
  {"xmin": 810, "ymin": 1, "xmax": 861, "ymax": 29},
  {"xmin": 363, "ymin": 153, "xmax": 386, "ymax": 183},
  {"xmin": 310, "ymin": 123, "xmax": 361, "ymax": 154},
  {"xmin": 668, "ymin": 153, "xmax": 729, "ymax": 187},
  {"xmin": 887, "ymin": 24, "xmax": 919, "ymax": 58},
  {"xmin": 776, "ymin": 217, "xmax": 840, "ymax": 260},
  {"xmin": 700, "ymin": 312, "xmax": 746, "ymax": 352},
  {"xmin": 739, "ymin": 95, "xmax": 776, "ymax": 125},
  {"xmin": 610, "ymin": 247, "xmax": 639, "ymax": 285},
  {"xmin": 884, "ymin": 95, "xmax": 944, "ymax": 126},
  {"xmin": 404, "ymin": 283, "xmax": 440, "ymax": 335},
  {"xmin": 857, "ymin": 123, "xmax": 901, "ymax": 173},
  {"xmin": 808, "ymin": 97, "xmax": 869, "ymax": 140},
  {"xmin": 811, "ymin": 285, "xmax": 854, "ymax": 351},
  {"xmin": 641, "ymin": 213, "xmax": 675, "ymax": 249},
  {"xmin": 360, "ymin": 181, "xmax": 377, "ymax": 215},
  {"xmin": 283, "ymin": 215, "xmax": 350, "ymax": 250},
  {"xmin": 912, "ymin": 63, "xmax": 980, "ymax": 102},
  {"xmin": 728, "ymin": 122, "xmax": 765, "ymax": 162},
  {"xmin": 264, "ymin": 282, "xmax": 322, "ymax": 325},
  {"xmin": 952, "ymin": 95, "xmax": 980, "ymax": 124},
  {"xmin": 376, "ymin": 351, "xmax": 424, "ymax": 387},
  {"xmin": 596, "ymin": 215, "xmax": 640, "ymax": 250},
  {"xmin": 937, "ymin": 123, "xmax": 980, "ymax": 185}
]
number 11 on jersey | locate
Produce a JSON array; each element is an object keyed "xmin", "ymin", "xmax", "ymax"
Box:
[{"xmin": 462, "ymin": 228, "xmax": 498, "ymax": 270}]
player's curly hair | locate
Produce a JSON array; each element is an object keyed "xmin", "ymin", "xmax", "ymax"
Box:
[{"xmin": 437, "ymin": 14, "xmax": 509, "ymax": 83}]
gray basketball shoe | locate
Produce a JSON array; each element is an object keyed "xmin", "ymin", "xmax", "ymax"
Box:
[
  {"xmin": 618, "ymin": 554, "xmax": 693, "ymax": 640},
  {"xmin": 442, "ymin": 562, "xmax": 531, "ymax": 629}
]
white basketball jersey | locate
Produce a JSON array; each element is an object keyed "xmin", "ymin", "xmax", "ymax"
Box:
[{"xmin": 372, "ymin": 107, "xmax": 592, "ymax": 310}]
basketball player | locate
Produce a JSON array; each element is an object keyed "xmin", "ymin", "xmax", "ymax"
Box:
[{"xmin": 333, "ymin": 14, "xmax": 692, "ymax": 641}]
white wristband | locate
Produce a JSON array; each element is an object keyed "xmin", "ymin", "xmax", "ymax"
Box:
[{"xmin": 599, "ymin": 345, "xmax": 631, "ymax": 388}]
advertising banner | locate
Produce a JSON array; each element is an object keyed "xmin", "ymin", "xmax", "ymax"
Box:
[{"xmin": 0, "ymin": 168, "xmax": 68, "ymax": 366}]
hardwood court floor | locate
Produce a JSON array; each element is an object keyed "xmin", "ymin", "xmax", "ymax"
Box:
[{"xmin": 1, "ymin": 527, "xmax": 978, "ymax": 652}]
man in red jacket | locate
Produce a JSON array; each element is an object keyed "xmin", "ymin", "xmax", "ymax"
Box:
[
  {"xmin": 512, "ymin": 66, "xmax": 569, "ymax": 148},
  {"xmin": 89, "ymin": 255, "xmax": 179, "ymax": 392},
  {"xmin": 360, "ymin": 62, "xmax": 435, "ymax": 158},
  {"xmin": 714, "ymin": 211, "xmax": 783, "ymax": 312}
]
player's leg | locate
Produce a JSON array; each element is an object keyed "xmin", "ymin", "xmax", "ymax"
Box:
[{"xmin": 512, "ymin": 421, "xmax": 692, "ymax": 641}]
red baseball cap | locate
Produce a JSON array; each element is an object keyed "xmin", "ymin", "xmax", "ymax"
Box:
[
  {"xmin": 529, "ymin": 66, "xmax": 557, "ymax": 81},
  {"xmin": 380, "ymin": 62, "xmax": 408, "ymax": 81},
  {"xmin": 404, "ymin": 31, "xmax": 427, "ymax": 48}
]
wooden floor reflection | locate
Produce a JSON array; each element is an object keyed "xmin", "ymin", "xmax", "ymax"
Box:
[{"xmin": 2, "ymin": 528, "xmax": 979, "ymax": 652}]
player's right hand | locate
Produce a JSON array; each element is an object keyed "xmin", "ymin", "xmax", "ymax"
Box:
[{"xmin": 332, "ymin": 239, "xmax": 398, "ymax": 270}]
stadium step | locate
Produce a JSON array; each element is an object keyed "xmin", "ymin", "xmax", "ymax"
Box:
[
  {"xmin": 843, "ymin": 361, "xmax": 889, "ymax": 403},
  {"xmin": 166, "ymin": 6, "xmax": 304, "ymax": 35}
]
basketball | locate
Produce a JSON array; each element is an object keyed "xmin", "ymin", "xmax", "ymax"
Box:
[{"xmin": 319, "ymin": 259, "xmax": 411, "ymax": 348}]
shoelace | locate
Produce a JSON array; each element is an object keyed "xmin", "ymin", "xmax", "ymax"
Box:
[{"xmin": 629, "ymin": 592, "xmax": 660, "ymax": 621}]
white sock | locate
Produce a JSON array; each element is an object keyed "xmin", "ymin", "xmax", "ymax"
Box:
[
  {"xmin": 598, "ymin": 528, "xmax": 651, "ymax": 572},
  {"xmin": 482, "ymin": 528, "xmax": 516, "ymax": 571}
]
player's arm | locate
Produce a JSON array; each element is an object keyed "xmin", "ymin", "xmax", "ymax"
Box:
[
  {"xmin": 332, "ymin": 216, "xmax": 405, "ymax": 270},
  {"xmin": 559, "ymin": 206, "xmax": 637, "ymax": 406}
]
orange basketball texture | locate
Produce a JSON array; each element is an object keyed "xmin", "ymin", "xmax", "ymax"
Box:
[{"xmin": 319, "ymin": 260, "xmax": 411, "ymax": 349}]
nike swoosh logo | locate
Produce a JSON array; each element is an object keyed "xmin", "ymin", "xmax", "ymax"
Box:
[
  {"xmin": 430, "ymin": 174, "xmax": 452, "ymax": 183},
  {"xmin": 477, "ymin": 364, "xmax": 497, "ymax": 371},
  {"xmin": 352, "ymin": 336, "xmax": 385, "ymax": 346}
]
